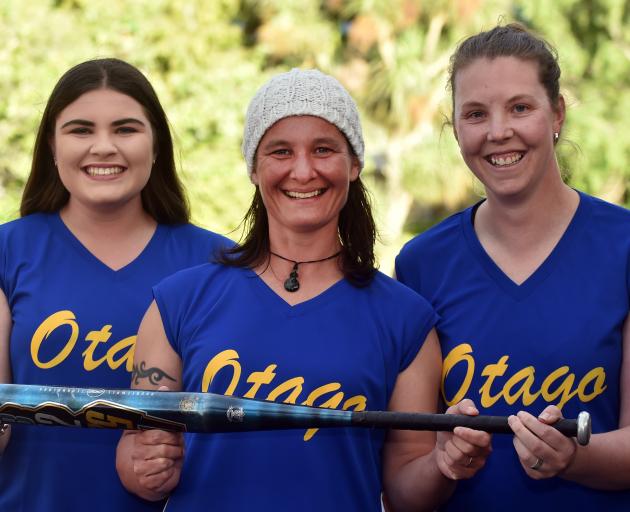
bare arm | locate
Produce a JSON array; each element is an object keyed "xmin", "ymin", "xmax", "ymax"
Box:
[
  {"xmin": 562, "ymin": 311, "xmax": 630, "ymax": 488},
  {"xmin": 0, "ymin": 288, "xmax": 12, "ymax": 453},
  {"xmin": 510, "ymin": 312, "xmax": 630, "ymax": 489},
  {"xmin": 383, "ymin": 329, "xmax": 492, "ymax": 511},
  {"xmin": 116, "ymin": 301, "xmax": 184, "ymax": 501}
]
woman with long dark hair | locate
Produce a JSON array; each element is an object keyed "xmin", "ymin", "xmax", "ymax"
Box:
[
  {"xmin": 116, "ymin": 68, "xmax": 490, "ymax": 511},
  {"xmin": 0, "ymin": 58, "xmax": 228, "ymax": 511}
]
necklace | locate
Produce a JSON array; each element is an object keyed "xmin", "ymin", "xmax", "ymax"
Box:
[{"xmin": 269, "ymin": 250, "xmax": 341, "ymax": 292}]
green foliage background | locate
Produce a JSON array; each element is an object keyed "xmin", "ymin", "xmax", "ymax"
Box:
[{"xmin": 1, "ymin": 0, "xmax": 628, "ymax": 272}]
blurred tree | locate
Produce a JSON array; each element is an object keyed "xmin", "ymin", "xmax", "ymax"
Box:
[
  {"xmin": 332, "ymin": 0, "xmax": 513, "ymax": 266},
  {"xmin": 519, "ymin": 0, "xmax": 630, "ymax": 206},
  {"xmin": 0, "ymin": 0, "xmax": 628, "ymax": 272}
]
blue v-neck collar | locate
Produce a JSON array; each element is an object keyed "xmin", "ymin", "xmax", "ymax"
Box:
[
  {"xmin": 461, "ymin": 191, "xmax": 592, "ymax": 300},
  {"xmin": 48, "ymin": 212, "xmax": 165, "ymax": 280}
]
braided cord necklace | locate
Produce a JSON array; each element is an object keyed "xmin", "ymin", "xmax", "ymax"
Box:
[{"xmin": 269, "ymin": 250, "xmax": 341, "ymax": 292}]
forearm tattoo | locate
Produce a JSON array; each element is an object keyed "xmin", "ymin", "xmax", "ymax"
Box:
[{"xmin": 131, "ymin": 361, "xmax": 177, "ymax": 386}]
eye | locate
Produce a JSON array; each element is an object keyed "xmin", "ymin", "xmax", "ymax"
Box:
[
  {"xmin": 116, "ymin": 126, "xmax": 139, "ymax": 134},
  {"xmin": 314, "ymin": 146, "xmax": 333, "ymax": 155},
  {"xmin": 513, "ymin": 104, "xmax": 529, "ymax": 113},
  {"xmin": 465, "ymin": 111, "xmax": 485, "ymax": 120},
  {"xmin": 271, "ymin": 148, "xmax": 291, "ymax": 157},
  {"xmin": 68, "ymin": 127, "xmax": 92, "ymax": 135}
]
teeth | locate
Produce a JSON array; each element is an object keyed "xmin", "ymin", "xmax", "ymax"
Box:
[
  {"xmin": 489, "ymin": 153, "xmax": 523, "ymax": 166},
  {"xmin": 285, "ymin": 189, "xmax": 324, "ymax": 199},
  {"xmin": 85, "ymin": 166, "xmax": 124, "ymax": 176}
]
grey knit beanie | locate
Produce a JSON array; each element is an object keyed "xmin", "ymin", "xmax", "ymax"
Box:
[{"xmin": 242, "ymin": 68, "xmax": 364, "ymax": 178}]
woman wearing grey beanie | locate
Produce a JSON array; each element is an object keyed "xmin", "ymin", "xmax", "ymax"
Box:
[{"xmin": 117, "ymin": 68, "xmax": 490, "ymax": 511}]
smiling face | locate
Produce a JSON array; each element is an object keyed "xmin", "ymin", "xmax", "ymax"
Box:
[
  {"xmin": 252, "ymin": 115, "xmax": 360, "ymax": 239},
  {"xmin": 453, "ymin": 56, "xmax": 565, "ymax": 201},
  {"xmin": 51, "ymin": 88, "xmax": 155, "ymax": 213}
]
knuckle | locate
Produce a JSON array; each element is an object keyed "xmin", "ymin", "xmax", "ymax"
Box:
[
  {"xmin": 461, "ymin": 398, "xmax": 474, "ymax": 408},
  {"xmin": 530, "ymin": 439, "xmax": 545, "ymax": 454},
  {"xmin": 158, "ymin": 457, "xmax": 174, "ymax": 471},
  {"xmin": 538, "ymin": 426, "xmax": 559, "ymax": 444}
]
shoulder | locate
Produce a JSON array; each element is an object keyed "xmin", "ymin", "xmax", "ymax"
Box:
[
  {"xmin": 397, "ymin": 208, "xmax": 470, "ymax": 263},
  {"xmin": 583, "ymin": 192, "xmax": 630, "ymax": 225},
  {"xmin": 578, "ymin": 192, "xmax": 630, "ymax": 249},
  {"xmin": 0, "ymin": 213, "xmax": 52, "ymax": 247},
  {"xmin": 0, "ymin": 213, "xmax": 50, "ymax": 234},
  {"xmin": 395, "ymin": 207, "xmax": 472, "ymax": 287},
  {"xmin": 160, "ymin": 223, "xmax": 235, "ymax": 262},
  {"xmin": 363, "ymin": 271, "xmax": 434, "ymax": 315},
  {"xmin": 361, "ymin": 272, "xmax": 438, "ymax": 369},
  {"xmin": 152, "ymin": 263, "xmax": 241, "ymax": 329},
  {"xmin": 157, "ymin": 261, "xmax": 232, "ymax": 290},
  {"xmin": 163, "ymin": 223, "xmax": 234, "ymax": 248}
]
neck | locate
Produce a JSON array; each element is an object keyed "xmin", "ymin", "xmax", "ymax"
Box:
[
  {"xmin": 257, "ymin": 222, "xmax": 344, "ymax": 299},
  {"xmin": 59, "ymin": 197, "xmax": 157, "ymax": 270},
  {"xmin": 60, "ymin": 197, "xmax": 154, "ymax": 239},
  {"xmin": 478, "ymin": 181, "xmax": 578, "ymax": 246},
  {"xmin": 266, "ymin": 220, "xmax": 341, "ymax": 262}
]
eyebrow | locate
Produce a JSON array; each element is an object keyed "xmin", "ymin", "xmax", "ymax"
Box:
[
  {"xmin": 60, "ymin": 117, "xmax": 146, "ymax": 129},
  {"xmin": 459, "ymin": 101, "xmax": 485, "ymax": 110},
  {"xmin": 260, "ymin": 139, "xmax": 289, "ymax": 150},
  {"xmin": 312, "ymin": 137, "xmax": 343, "ymax": 147},
  {"xmin": 506, "ymin": 94, "xmax": 536, "ymax": 103},
  {"xmin": 460, "ymin": 94, "xmax": 537, "ymax": 109}
]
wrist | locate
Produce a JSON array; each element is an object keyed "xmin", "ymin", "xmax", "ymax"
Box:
[{"xmin": 558, "ymin": 440, "xmax": 580, "ymax": 479}]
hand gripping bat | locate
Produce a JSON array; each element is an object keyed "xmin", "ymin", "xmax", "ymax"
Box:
[{"xmin": 0, "ymin": 384, "xmax": 591, "ymax": 445}]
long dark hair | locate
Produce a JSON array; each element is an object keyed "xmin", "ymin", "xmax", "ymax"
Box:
[
  {"xmin": 21, "ymin": 58, "xmax": 189, "ymax": 223},
  {"xmin": 219, "ymin": 175, "xmax": 377, "ymax": 287}
]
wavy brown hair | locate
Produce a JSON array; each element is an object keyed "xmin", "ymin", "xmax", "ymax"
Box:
[{"xmin": 21, "ymin": 58, "xmax": 189, "ymax": 223}]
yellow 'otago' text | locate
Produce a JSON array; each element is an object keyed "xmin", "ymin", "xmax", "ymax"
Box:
[
  {"xmin": 202, "ymin": 349, "xmax": 368, "ymax": 441},
  {"xmin": 441, "ymin": 343, "xmax": 607, "ymax": 409}
]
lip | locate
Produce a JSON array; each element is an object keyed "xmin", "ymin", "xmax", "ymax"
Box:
[
  {"xmin": 483, "ymin": 149, "xmax": 525, "ymax": 158},
  {"xmin": 283, "ymin": 188, "xmax": 327, "ymax": 199},
  {"xmin": 484, "ymin": 150, "xmax": 526, "ymax": 168},
  {"xmin": 81, "ymin": 164, "xmax": 127, "ymax": 178}
]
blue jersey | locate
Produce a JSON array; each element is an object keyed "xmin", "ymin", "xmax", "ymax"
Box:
[
  {"xmin": 0, "ymin": 212, "xmax": 230, "ymax": 512},
  {"xmin": 396, "ymin": 191, "xmax": 630, "ymax": 510},
  {"xmin": 153, "ymin": 264, "xmax": 437, "ymax": 511}
]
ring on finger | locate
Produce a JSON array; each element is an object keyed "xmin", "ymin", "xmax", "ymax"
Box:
[
  {"xmin": 465, "ymin": 456, "xmax": 473, "ymax": 467},
  {"xmin": 530, "ymin": 457, "xmax": 543, "ymax": 471}
]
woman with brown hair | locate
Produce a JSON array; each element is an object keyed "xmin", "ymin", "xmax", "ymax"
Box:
[
  {"xmin": 397, "ymin": 23, "xmax": 630, "ymax": 510},
  {"xmin": 0, "ymin": 58, "xmax": 228, "ymax": 511},
  {"xmin": 116, "ymin": 68, "xmax": 491, "ymax": 511}
]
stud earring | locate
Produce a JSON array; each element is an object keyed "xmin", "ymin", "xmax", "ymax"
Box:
[{"xmin": 553, "ymin": 132, "xmax": 559, "ymax": 143}]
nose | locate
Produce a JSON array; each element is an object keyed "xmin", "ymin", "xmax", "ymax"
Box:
[
  {"xmin": 89, "ymin": 131, "xmax": 118, "ymax": 156},
  {"xmin": 487, "ymin": 113, "xmax": 513, "ymax": 142},
  {"xmin": 291, "ymin": 152, "xmax": 317, "ymax": 182}
]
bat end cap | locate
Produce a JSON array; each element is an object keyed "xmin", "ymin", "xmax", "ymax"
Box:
[{"xmin": 576, "ymin": 411, "xmax": 591, "ymax": 446}]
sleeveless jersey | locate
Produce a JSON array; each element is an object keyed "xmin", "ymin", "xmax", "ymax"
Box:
[
  {"xmin": 153, "ymin": 264, "xmax": 437, "ymax": 511},
  {"xmin": 396, "ymin": 191, "xmax": 630, "ymax": 510},
  {"xmin": 0, "ymin": 212, "xmax": 230, "ymax": 512}
]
